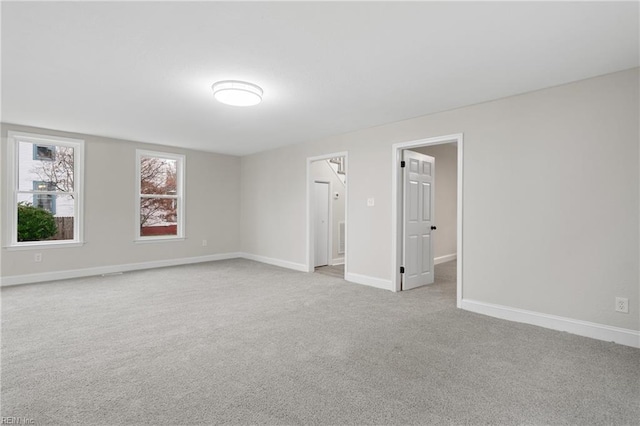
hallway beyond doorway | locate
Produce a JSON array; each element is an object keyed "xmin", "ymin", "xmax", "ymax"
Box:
[{"xmin": 314, "ymin": 264, "xmax": 345, "ymax": 279}]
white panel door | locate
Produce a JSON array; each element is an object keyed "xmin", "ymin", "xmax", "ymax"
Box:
[
  {"xmin": 314, "ymin": 181, "xmax": 330, "ymax": 267},
  {"xmin": 402, "ymin": 150, "xmax": 435, "ymax": 290}
]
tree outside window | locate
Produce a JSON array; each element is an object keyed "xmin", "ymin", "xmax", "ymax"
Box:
[{"xmin": 137, "ymin": 151, "xmax": 184, "ymax": 239}]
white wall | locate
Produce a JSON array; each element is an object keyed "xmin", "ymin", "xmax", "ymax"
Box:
[
  {"xmin": 311, "ymin": 159, "xmax": 346, "ymax": 264},
  {"xmin": 1, "ymin": 123, "xmax": 241, "ymax": 279},
  {"xmin": 240, "ymin": 68, "xmax": 639, "ymax": 332},
  {"xmin": 412, "ymin": 143, "xmax": 457, "ymax": 261}
]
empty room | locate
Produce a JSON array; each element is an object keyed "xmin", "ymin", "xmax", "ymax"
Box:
[{"xmin": 1, "ymin": 1, "xmax": 639, "ymax": 425}]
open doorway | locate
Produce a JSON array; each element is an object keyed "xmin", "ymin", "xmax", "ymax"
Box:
[
  {"xmin": 306, "ymin": 152, "xmax": 348, "ymax": 279},
  {"xmin": 391, "ymin": 134, "xmax": 463, "ymax": 307}
]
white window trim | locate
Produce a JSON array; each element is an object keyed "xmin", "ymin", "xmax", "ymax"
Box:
[
  {"xmin": 135, "ymin": 149, "xmax": 185, "ymax": 242},
  {"xmin": 5, "ymin": 131, "xmax": 85, "ymax": 249}
]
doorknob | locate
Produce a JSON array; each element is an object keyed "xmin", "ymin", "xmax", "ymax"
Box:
[{"xmin": 431, "ymin": 226, "xmax": 437, "ymax": 230}]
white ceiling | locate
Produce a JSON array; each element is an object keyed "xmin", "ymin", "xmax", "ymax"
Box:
[{"xmin": 2, "ymin": 1, "xmax": 638, "ymax": 156}]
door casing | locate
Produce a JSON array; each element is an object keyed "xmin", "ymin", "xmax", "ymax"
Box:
[
  {"xmin": 306, "ymin": 152, "xmax": 349, "ymax": 276},
  {"xmin": 391, "ymin": 134, "xmax": 464, "ymax": 306},
  {"xmin": 313, "ymin": 180, "xmax": 331, "ymax": 267}
]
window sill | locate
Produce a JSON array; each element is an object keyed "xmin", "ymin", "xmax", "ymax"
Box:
[
  {"xmin": 4, "ymin": 241, "xmax": 85, "ymax": 251},
  {"xmin": 134, "ymin": 237, "xmax": 185, "ymax": 244}
]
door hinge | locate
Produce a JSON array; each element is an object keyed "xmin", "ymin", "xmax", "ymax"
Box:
[
  {"xmin": 400, "ymin": 266, "xmax": 405, "ymax": 274},
  {"xmin": 400, "ymin": 161, "xmax": 406, "ymax": 168}
]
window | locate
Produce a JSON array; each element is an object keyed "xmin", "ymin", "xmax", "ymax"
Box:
[
  {"xmin": 33, "ymin": 144, "xmax": 55, "ymax": 161},
  {"xmin": 7, "ymin": 131, "xmax": 84, "ymax": 247},
  {"xmin": 136, "ymin": 150, "xmax": 184, "ymax": 240}
]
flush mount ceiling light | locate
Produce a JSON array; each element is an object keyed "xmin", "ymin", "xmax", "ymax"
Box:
[{"xmin": 212, "ymin": 80, "xmax": 263, "ymax": 107}]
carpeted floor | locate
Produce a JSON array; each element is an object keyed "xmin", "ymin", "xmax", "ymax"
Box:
[{"xmin": 1, "ymin": 259, "xmax": 638, "ymax": 425}]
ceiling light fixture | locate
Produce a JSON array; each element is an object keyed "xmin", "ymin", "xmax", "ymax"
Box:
[{"xmin": 212, "ymin": 80, "xmax": 263, "ymax": 107}]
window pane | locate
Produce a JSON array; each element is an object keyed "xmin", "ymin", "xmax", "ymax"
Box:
[
  {"xmin": 140, "ymin": 198, "xmax": 178, "ymax": 236},
  {"xmin": 18, "ymin": 142, "xmax": 75, "ymax": 192},
  {"xmin": 17, "ymin": 194, "xmax": 75, "ymax": 242},
  {"xmin": 140, "ymin": 156, "xmax": 177, "ymax": 195}
]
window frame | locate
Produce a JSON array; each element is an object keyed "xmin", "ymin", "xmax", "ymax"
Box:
[
  {"xmin": 6, "ymin": 131, "xmax": 85, "ymax": 248},
  {"xmin": 135, "ymin": 149, "xmax": 185, "ymax": 242}
]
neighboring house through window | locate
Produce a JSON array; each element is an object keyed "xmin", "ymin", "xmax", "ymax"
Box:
[
  {"xmin": 33, "ymin": 181, "xmax": 57, "ymax": 214},
  {"xmin": 136, "ymin": 150, "xmax": 185, "ymax": 240},
  {"xmin": 6, "ymin": 131, "xmax": 84, "ymax": 246},
  {"xmin": 33, "ymin": 144, "xmax": 55, "ymax": 161}
]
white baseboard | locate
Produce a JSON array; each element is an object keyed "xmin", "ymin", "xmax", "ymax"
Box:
[
  {"xmin": 242, "ymin": 254, "xmax": 392, "ymax": 292},
  {"xmin": 238, "ymin": 252, "xmax": 308, "ymax": 272},
  {"xmin": 345, "ymin": 272, "xmax": 393, "ymax": 291},
  {"xmin": 461, "ymin": 299, "xmax": 640, "ymax": 348},
  {"xmin": 0, "ymin": 252, "xmax": 243, "ymax": 287},
  {"xmin": 434, "ymin": 253, "xmax": 457, "ymax": 265},
  {"xmin": 330, "ymin": 257, "xmax": 345, "ymax": 266},
  {"xmin": 1, "ymin": 252, "xmax": 310, "ymax": 287}
]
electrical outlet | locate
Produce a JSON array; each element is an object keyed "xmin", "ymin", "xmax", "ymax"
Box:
[
  {"xmin": 615, "ymin": 297, "xmax": 629, "ymax": 313},
  {"xmin": 202, "ymin": 239, "xmax": 208, "ymax": 247},
  {"xmin": 34, "ymin": 253, "xmax": 42, "ymax": 262},
  {"xmin": 367, "ymin": 198, "xmax": 375, "ymax": 207}
]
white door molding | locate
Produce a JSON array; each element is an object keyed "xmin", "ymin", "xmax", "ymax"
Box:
[
  {"xmin": 313, "ymin": 181, "xmax": 330, "ymax": 267},
  {"xmin": 391, "ymin": 134, "xmax": 464, "ymax": 307},
  {"xmin": 307, "ymin": 152, "xmax": 349, "ymax": 276}
]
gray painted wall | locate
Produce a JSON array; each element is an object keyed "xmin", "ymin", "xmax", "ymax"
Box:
[
  {"xmin": 240, "ymin": 68, "xmax": 639, "ymax": 331},
  {"xmin": 411, "ymin": 143, "xmax": 457, "ymax": 260},
  {"xmin": 1, "ymin": 123, "xmax": 241, "ymax": 277}
]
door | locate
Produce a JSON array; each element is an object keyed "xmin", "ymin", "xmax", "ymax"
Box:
[
  {"xmin": 314, "ymin": 181, "xmax": 330, "ymax": 267},
  {"xmin": 402, "ymin": 150, "xmax": 435, "ymax": 290}
]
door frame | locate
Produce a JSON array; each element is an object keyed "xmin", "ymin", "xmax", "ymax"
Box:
[
  {"xmin": 306, "ymin": 151, "xmax": 349, "ymax": 275},
  {"xmin": 313, "ymin": 180, "xmax": 331, "ymax": 267},
  {"xmin": 391, "ymin": 134, "xmax": 463, "ymax": 307}
]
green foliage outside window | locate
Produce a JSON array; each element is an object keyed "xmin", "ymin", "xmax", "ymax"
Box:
[{"xmin": 17, "ymin": 202, "xmax": 57, "ymax": 242}]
